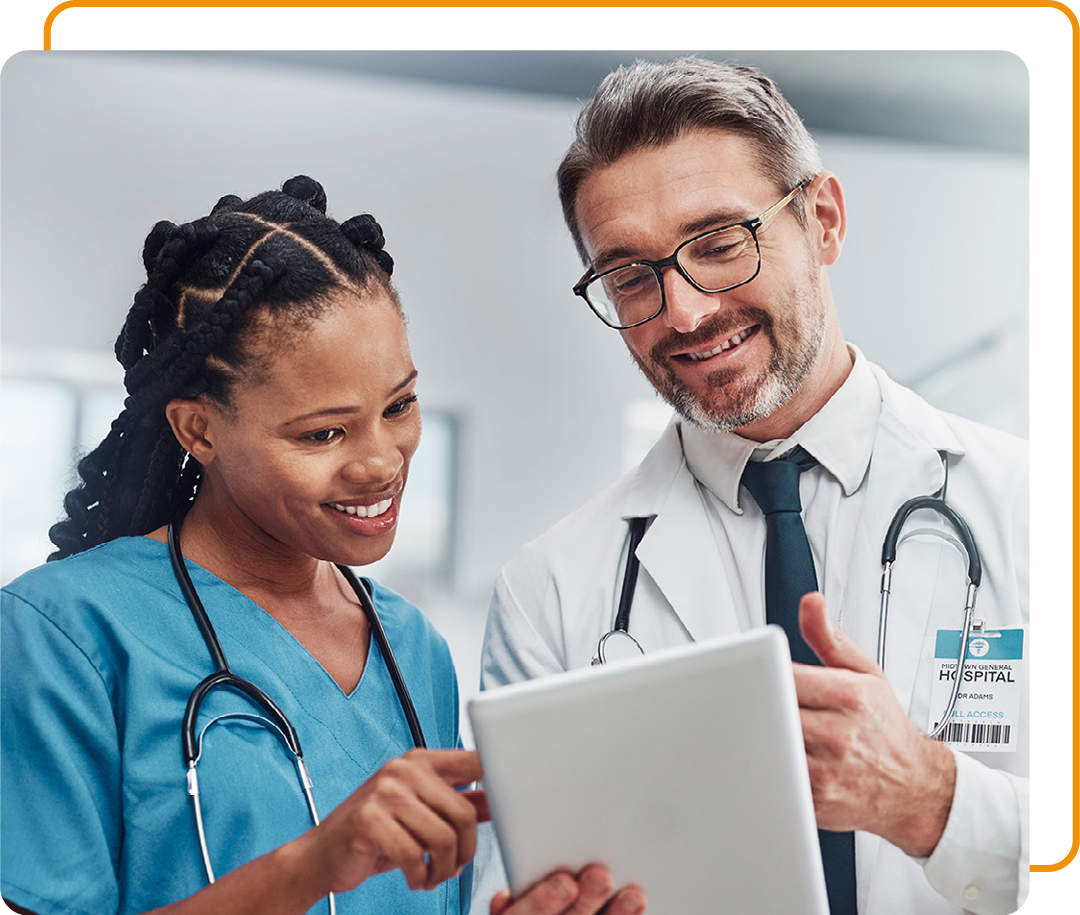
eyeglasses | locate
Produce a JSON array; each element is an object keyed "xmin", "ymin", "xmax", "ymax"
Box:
[{"xmin": 573, "ymin": 181, "xmax": 810, "ymax": 330}]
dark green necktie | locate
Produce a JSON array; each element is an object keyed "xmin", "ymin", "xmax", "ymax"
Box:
[
  {"xmin": 740, "ymin": 447, "xmax": 820, "ymax": 665},
  {"xmin": 740, "ymin": 446, "xmax": 856, "ymax": 915}
]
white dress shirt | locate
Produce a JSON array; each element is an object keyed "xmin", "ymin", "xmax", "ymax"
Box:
[
  {"xmin": 680, "ymin": 345, "xmax": 882, "ymax": 634},
  {"xmin": 479, "ymin": 347, "xmax": 1028, "ymax": 914}
]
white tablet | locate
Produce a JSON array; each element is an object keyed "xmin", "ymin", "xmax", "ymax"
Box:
[{"xmin": 468, "ymin": 625, "xmax": 829, "ymax": 914}]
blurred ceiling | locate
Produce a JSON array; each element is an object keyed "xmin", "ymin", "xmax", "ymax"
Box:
[{"xmin": 215, "ymin": 49, "xmax": 1028, "ymax": 155}]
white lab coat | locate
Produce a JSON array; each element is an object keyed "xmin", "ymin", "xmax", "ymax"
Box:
[{"xmin": 480, "ymin": 362, "xmax": 1028, "ymax": 915}]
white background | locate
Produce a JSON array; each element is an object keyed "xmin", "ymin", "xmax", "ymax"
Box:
[{"xmin": 0, "ymin": 4, "xmax": 1075, "ymax": 913}]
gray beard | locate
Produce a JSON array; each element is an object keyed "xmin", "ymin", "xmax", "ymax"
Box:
[
  {"xmin": 638, "ymin": 284, "xmax": 828, "ymax": 435},
  {"xmin": 668, "ymin": 369, "xmax": 796, "ymax": 434}
]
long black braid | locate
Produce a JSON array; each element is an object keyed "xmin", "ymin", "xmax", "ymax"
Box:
[{"xmin": 48, "ymin": 176, "xmax": 397, "ymax": 561}]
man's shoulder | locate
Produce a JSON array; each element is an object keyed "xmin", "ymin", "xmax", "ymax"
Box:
[
  {"xmin": 523, "ymin": 465, "xmax": 642, "ymax": 554},
  {"xmin": 940, "ymin": 408, "xmax": 1027, "ymax": 461},
  {"xmin": 506, "ymin": 421, "xmax": 686, "ymax": 573},
  {"xmin": 871, "ymin": 361, "xmax": 1027, "ymax": 469}
]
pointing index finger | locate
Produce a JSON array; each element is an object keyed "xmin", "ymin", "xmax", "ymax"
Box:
[
  {"xmin": 460, "ymin": 788, "xmax": 491, "ymax": 823},
  {"xmin": 425, "ymin": 749, "xmax": 485, "ymax": 787}
]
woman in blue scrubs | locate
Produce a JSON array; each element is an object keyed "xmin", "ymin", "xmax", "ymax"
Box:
[{"xmin": 0, "ymin": 177, "xmax": 645, "ymax": 915}]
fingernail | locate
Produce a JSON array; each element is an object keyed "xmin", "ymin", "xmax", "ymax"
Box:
[
  {"xmin": 550, "ymin": 874, "xmax": 576, "ymax": 902},
  {"xmin": 616, "ymin": 895, "xmax": 645, "ymax": 915},
  {"xmin": 583, "ymin": 870, "xmax": 607, "ymax": 893}
]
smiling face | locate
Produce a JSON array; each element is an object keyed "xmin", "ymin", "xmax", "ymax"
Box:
[
  {"xmin": 188, "ymin": 288, "xmax": 420, "ymax": 569},
  {"xmin": 576, "ymin": 129, "xmax": 849, "ymax": 441}
]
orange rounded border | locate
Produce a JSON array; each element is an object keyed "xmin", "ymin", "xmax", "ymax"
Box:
[{"xmin": 38, "ymin": 0, "xmax": 1075, "ymax": 872}]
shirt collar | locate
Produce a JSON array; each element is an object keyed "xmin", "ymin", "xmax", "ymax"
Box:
[{"xmin": 680, "ymin": 344, "xmax": 881, "ymax": 512}]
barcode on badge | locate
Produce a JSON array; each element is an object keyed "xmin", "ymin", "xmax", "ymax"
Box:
[{"xmin": 934, "ymin": 722, "xmax": 1012, "ymax": 746}]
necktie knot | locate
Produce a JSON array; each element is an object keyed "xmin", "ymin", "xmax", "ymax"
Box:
[{"xmin": 740, "ymin": 446, "xmax": 817, "ymax": 515}]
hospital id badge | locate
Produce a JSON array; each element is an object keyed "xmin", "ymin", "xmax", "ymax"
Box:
[{"xmin": 928, "ymin": 627, "xmax": 1023, "ymax": 752}]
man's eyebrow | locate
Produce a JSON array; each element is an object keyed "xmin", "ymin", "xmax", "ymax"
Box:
[
  {"xmin": 678, "ymin": 208, "xmax": 748, "ymax": 239},
  {"xmin": 592, "ymin": 245, "xmax": 641, "ymax": 273},
  {"xmin": 591, "ymin": 209, "xmax": 750, "ymax": 272}
]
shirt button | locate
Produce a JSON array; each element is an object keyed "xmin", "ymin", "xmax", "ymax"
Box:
[{"xmin": 962, "ymin": 884, "xmax": 981, "ymax": 901}]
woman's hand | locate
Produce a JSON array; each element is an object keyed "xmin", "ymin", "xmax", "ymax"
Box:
[
  {"xmin": 490, "ymin": 864, "xmax": 646, "ymax": 915},
  {"xmin": 302, "ymin": 748, "xmax": 485, "ymax": 894}
]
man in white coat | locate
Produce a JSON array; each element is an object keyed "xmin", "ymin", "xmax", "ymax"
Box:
[{"xmin": 479, "ymin": 58, "xmax": 1027, "ymax": 915}]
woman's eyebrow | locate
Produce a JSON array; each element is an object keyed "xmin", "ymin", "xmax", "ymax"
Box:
[{"xmin": 283, "ymin": 370, "xmax": 419, "ymax": 425}]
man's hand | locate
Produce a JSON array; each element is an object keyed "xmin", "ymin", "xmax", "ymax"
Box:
[
  {"xmin": 490, "ymin": 864, "xmax": 646, "ymax": 915},
  {"xmin": 794, "ymin": 592, "xmax": 956, "ymax": 856}
]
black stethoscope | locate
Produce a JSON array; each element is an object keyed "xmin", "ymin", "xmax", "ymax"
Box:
[
  {"xmin": 593, "ymin": 453, "xmax": 983, "ymax": 740},
  {"xmin": 168, "ymin": 518, "xmax": 425, "ymax": 913}
]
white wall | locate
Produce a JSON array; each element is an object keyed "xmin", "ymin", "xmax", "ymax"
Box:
[
  {"xmin": 0, "ymin": 52, "xmax": 1028, "ymax": 735},
  {"xmin": 825, "ymin": 138, "xmax": 1028, "ymax": 436},
  {"xmin": 1, "ymin": 52, "xmax": 651, "ymax": 594}
]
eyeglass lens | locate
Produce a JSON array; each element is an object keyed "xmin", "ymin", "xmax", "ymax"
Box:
[{"xmin": 589, "ymin": 224, "xmax": 758, "ymax": 328}]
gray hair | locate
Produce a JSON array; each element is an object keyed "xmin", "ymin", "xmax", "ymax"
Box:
[{"xmin": 557, "ymin": 57, "xmax": 823, "ymax": 263}]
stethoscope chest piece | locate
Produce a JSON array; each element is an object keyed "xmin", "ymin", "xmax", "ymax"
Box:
[{"xmin": 592, "ymin": 628, "xmax": 645, "ymax": 665}]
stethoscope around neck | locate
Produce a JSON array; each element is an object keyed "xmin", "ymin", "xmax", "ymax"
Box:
[
  {"xmin": 878, "ymin": 457, "xmax": 983, "ymax": 740},
  {"xmin": 168, "ymin": 516, "xmax": 426, "ymax": 913},
  {"xmin": 594, "ymin": 452, "xmax": 984, "ymax": 741}
]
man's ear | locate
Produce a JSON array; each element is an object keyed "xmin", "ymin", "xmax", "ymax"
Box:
[
  {"xmin": 806, "ymin": 172, "xmax": 846, "ymax": 266},
  {"xmin": 165, "ymin": 397, "xmax": 216, "ymax": 466}
]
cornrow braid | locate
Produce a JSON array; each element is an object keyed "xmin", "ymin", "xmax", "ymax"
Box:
[
  {"xmin": 48, "ymin": 259, "xmax": 286, "ymax": 559},
  {"xmin": 48, "ymin": 176, "xmax": 398, "ymax": 561},
  {"xmin": 115, "ymin": 220, "xmax": 221, "ymax": 371},
  {"xmin": 121, "ymin": 255, "xmax": 285, "ymax": 410},
  {"xmin": 49, "ymin": 433, "xmax": 114, "ymax": 559}
]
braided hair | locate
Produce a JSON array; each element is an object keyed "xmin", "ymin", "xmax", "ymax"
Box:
[{"xmin": 48, "ymin": 176, "xmax": 397, "ymax": 561}]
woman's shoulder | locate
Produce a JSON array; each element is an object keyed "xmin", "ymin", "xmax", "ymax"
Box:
[
  {"xmin": 2, "ymin": 537, "xmax": 184, "ymax": 691},
  {"xmin": 2, "ymin": 537, "xmax": 172, "ymax": 620},
  {"xmin": 365, "ymin": 577, "xmax": 439, "ymax": 635},
  {"xmin": 363, "ymin": 577, "xmax": 453, "ymax": 665}
]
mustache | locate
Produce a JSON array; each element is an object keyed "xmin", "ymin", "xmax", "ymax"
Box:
[{"xmin": 650, "ymin": 307, "xmax": 774, "ymax": 361}]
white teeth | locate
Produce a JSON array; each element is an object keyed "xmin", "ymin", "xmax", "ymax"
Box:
[
  {"xmin": 686, "ymin": 328, "xmax": 752, "ymax": 361},
  {"xmin": 331, "ymin": 499, "xmax": 392, "ymax": 518}
]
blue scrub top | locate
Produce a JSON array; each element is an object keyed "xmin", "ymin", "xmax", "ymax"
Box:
[{"xmin": 1, "ymin": 537, "xmax": 471, "ymax": 915}]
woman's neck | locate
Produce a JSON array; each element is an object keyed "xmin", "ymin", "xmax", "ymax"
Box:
[
  {"xmin": 150, "ymin": 493, "xmax": 325, "ymax": 601},
  {"xmin": 149, "ymin": 493, "xmax": 372, "ymax": 693}
]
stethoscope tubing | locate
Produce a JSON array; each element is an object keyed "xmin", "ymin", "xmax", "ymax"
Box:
[
  {"xmin": 877, "ymin": 488, "xmax": 982, "ymax": 739},
  {"xmin": 600, "ymin": 456, "xmax": 983, "ymax": 741},
  {"xmin": 168, "ymin": 514, "xmax": 425, "ymax": 907},
  {"xmin": 338, "ymin": 562, "xmax": 427, "ymax": 751},
  {"xmin": 881, "ymin": 494, "xmax": 982, "ymax": 586},
  {"xmin": 613, "ymin": 516, "xmax": 648, "ymax": 635},
  {"xmin": 169, "ymin": 519, "xmax": 426, "ymax": 760},
  {"xmin": 169, "ymin": 521, "xmax": 304, "ymax": 764},
  {"xmin": 593, "ymin": 516, "xmax": 649, "ymax": 665}
]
